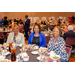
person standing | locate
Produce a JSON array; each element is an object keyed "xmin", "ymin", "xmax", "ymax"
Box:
[{"xmin": 24, "ymin": 15, "xmax": 30, "ymax": 40}]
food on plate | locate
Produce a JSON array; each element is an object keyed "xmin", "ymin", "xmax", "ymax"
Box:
[
  {"xmin": 23, "ymin": 56, "xmax": 29, "ymax": 58},
  {"xmin": 53, "ymin": 56, "xmax": 59, "ymax": 59}
]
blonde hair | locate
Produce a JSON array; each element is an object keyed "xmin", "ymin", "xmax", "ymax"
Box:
[{"xmin": 12, "ymin": 24, "xmax": 19, "ymax": 29}]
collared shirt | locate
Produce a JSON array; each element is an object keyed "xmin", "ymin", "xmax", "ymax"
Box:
[
  {"xmin": 7, "ymin": 32, "xmax": 25, "ymax": 47},
  {"xmin": 48, "ymin": 36, "xmax": 69, "ymax": 61}
]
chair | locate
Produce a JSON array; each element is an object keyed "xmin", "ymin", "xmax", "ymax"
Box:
[
  {"xmin": 65, "ymin": 37, "xmax": 75, "ymax": 54},
  {"xmin": 66, "ymin": 37, "xmax": 75, "ymax": 46},
  {"xmin": 66, "ymin": 45, "xmax": 72, "ymax": 61}
]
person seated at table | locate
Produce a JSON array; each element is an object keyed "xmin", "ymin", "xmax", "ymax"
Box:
[
  {"xmin": 7, "ymin": 24, "xmax": 25, "ymax": 47},
  {"xmin": 0, "ymin": 18, "xmax": 3, "ymax": 28},
  {"xmin": 41, "ymin": 20, "xmax": 46, "ymax": 25},
  {"xmin": 18, "ymin": 21, "xmax": 24, "ymax": 34},
  {"xmin": 48, "ymin": 27, "xmax": 69, "ymax": 62},
  {"xmin": 28, "ymin": 24, "xmax": 46, "ymax": 47},
  {"xmin": 57, "ymin": 18, "xmax": 61, "ymax": 26},
  {"xmin": 9, "ymin": 21, "xmax": 12, "ymax": 28},
  {"xmin": 44, "ymin": 22, "xmax": 54, "ymax": 31},
  {"xmin": 63, "ymin": 25, "xmax": 75, "ymax": 40},
  {"xmin": 2, "ymin": 16, "xmax": 9, "ymax": 27}
]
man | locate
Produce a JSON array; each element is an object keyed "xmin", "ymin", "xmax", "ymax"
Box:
[
  {"xmin": 2, "ymin": 16, "xmax": 8, "ymax": 27},
  {"xmin": 44, "ymin": 22, "xmax": 54, "ymax": 31},
  {"xmin": 24, "ymin": 15, "xmax": 30, "ymax": 40},
  {"xmin": 63, "ymin": 25, "xmax": 75, "ymax": 40}
]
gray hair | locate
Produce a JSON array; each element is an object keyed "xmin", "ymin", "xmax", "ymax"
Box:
[{"xmin": 68, "ymin": 25, "xmax": 73, "ymax": 30}]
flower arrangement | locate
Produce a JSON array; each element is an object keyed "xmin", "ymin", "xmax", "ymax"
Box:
[{"xmin": 69, "ymin": 15, "xmax": 75, "ymax": 24}]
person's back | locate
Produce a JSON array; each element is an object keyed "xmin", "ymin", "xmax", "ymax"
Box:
[{"xmin": 63, "ymin": 25, "xmax": 75, "ymax": 40}]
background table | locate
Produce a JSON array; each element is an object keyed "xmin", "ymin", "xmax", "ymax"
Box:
[{"xmin": 6, "ymin": 46, "xmax": 39, "ymax": 62}]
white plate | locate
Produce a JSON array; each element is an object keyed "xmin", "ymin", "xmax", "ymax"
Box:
[
  {"xmin": 0, "ymin": 55, "xmax": 5, "ymax": 60},
  {"xmin": 31, "ymin": 51, "xmax": 39, "ymax": 55},
  {"xmin": 2, "ymin": 51, "xmax": 10, "ymax": 56},
  {"xmin": 0, "ymin": 59, "xmax": 9, "ymax": 62},
  {"xmin": 37, "ymin": 56, "xmax": 40, "ymax": 61}
]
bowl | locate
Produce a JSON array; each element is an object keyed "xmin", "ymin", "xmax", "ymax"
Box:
[
  {"xmin": 50, "ymin": 55, "xmax": 60, "ymax": 61},
  {"xmin": 23, "ymin": 56, "xmax": 29, "ymax": 61}
]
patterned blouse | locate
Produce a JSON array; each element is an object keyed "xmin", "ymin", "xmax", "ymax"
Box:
[{"xmin": 48, "ymin": 36, "xmax": 69, "ymax": 61}]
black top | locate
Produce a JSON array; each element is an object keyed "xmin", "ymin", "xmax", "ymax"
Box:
[
  {"xmin": 63, "ymin": 30, "xmax": 75, "ymax": 40},
  {"xmin": 2, "ymin": 20, "xmax": 8, "ymax": 27},
  {"xmin": 32, "ymin": 36, "xmax": 39, "ymax": 46}
]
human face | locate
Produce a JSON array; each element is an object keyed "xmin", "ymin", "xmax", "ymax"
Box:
[
  {"xmin": 13, "ymin": 27, "xmax": 19, "ymax": 35},
  {"xmin": 53, "ymin": 28, "xmax": 60, "ymax": 38},
  {"xmin": 34, "ymin": 26, "xmax": 39, "ymax": 33}
]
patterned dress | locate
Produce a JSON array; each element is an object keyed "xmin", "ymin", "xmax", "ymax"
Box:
[{"xmin": 48, "ymin": 36, "xmax": 69, "ymax": 62}]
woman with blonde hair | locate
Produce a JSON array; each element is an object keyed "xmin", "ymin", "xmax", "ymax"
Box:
[{"xmin": 7, "ymin": 24, "xmax": 25, "ymax": 47}]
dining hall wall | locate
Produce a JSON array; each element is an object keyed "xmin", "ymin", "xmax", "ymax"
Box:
[{"xmin": 0, "ymin": 12, "xmax": 75, "ymax": 20}]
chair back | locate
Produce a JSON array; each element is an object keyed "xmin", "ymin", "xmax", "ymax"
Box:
[
  {"xmin": 46, "ymin": 37, "xmax": 50, "ymax": 46},
  {"xmin": 66, "ymin": 45, "xmax": 72, "ymax": 61},
  {"xmin": 66, "ymin": 37, "xmax": 75, "ymax": 45}
]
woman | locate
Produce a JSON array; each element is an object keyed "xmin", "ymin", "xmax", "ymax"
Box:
[
  {"xmin": 48, "ymin": 27, "xmax": 69, "ymax": 62},
  {"xmin": 28, "ymin": 24, "xmax": 46, "ymax": 47},
  {"xmin": 7, "ymin": 24, "xmax": 25, "ymax": 47}
]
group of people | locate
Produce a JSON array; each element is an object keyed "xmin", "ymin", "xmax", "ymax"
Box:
[{"xmin": 1, "ymin": 15, "xmax": 75, "ymax": 62}]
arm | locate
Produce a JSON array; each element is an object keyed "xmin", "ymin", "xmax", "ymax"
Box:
[
  {"xmin": 59, "ymin": 39, "xmax": 69, "ymax": 61},
  {"xmin": 28, "ymin": 33, "xmax": 32, "ymax": 44},
  {"xmin": 6, "ymin": 33, "xmax": 11, "ymax": 44},
  {"xmin": 21, "ymin": 34, "xmax": 25, "ymax": 47},
  {"xmin": 41, "ymin": 34, "xmax": 46, "ymax": 47}
]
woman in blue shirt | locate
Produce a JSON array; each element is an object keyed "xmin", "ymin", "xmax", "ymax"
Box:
[{"xmin": 28, "ymin": 24, "xmax": 46, "ymax": 47}]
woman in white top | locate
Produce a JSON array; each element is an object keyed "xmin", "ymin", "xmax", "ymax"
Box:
[{"xmin": 7, "ymin": 24, "xmax": 25, "ymax": 47}]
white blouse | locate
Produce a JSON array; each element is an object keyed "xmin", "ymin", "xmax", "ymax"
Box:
[{"xmin": 7, "ymin": 32, "xmax": 25, "ymax": 47}]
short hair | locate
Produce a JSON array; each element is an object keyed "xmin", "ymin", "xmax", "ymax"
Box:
[
  {"xmin": 12, "ymin": 24, "xmax": 19, "ymax": 29},
  {"xmin": 4, "ymin": 16, "xmax": 7, "ymax": 19},
  {"xmin": 53, "ymin": 26, "xmax": 62, "ymax": 36},
  {"xmin": 33, "ymin": 24, "xmax": 41, "ymax": 32},
  {"xmin": 68, "ymin": 25, "xmax": 73, "ymax": 30},
  {"xmin": 25, "ymin": 15, "xmax": 28, "ymax": 18}
]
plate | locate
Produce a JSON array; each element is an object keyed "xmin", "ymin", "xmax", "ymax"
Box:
[
  {"xmin": 37, "ymin": 56, "xmax": 40, "ymax": 61},
  {"xmin": 31, "ymin": 51, "xmax": 39, "ymax": 55},
  {"xmin": 0, "ymin": 55, "xmax": 5, "ymax": 60},
  {"xmin": 0, "ymin": 59, "xmax": 9, "ymax": 62},
  {"xmin": 50, "ymin": 55, "xmax": 60, "ymax": 61}
]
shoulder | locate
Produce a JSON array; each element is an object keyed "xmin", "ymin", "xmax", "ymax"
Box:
[
  {"xmin": 39, "ymin": 32, "xmax": 45, "ymax": 37},
  {"xmin": 29, "ymin": 33, "xmax": 34, "ymax": 36},
  {"xmin": 9, "ymin": 32, "xmax": 14, "ymax": 36},
  {"xmin": 58, "ymin": 37, "xmax": 65, "ymax": 42},
  {"xmin": 18, "ymin": 32, "xmax": 24, "ymax": 36}
]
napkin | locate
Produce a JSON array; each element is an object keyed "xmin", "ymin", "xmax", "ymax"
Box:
[{"xmin": 47, "ymin": 57, "xmax": 60, "ymax": 62}]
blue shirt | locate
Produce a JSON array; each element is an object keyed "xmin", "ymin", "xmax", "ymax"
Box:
[
  {"xmin": 28, "ymin": 32, "xmax": 46, "ymax": 47},
  {"xmin": 0, "ymin": 18, "xmax": 3, "ymax": 24}
]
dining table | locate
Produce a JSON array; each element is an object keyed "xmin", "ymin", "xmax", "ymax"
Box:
[
  {"xmin": 5, "ymin": 46, "xmax": 61, "ymax": 62},
  {"xmin": 6, "ymin": 46, "xmax": 39, "ymax": 62}
]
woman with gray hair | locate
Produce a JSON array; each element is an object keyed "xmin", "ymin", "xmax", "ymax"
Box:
[{"xmin": 63, "ymin": 25, "xmax": 75, "ymax": 40}]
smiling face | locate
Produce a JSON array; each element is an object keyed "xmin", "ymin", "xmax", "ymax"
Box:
[
  {"xmin": 13, "ymin": 27, "xmax": 19, "ymax": 35},
  {"xmin": 53, "ymin": 27, "xmax": 60, "ymax": 38},
  {"xmin": 34, "ymin": 26, "xmax": 39, "ymax": 33}
]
